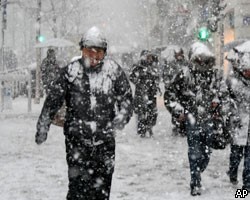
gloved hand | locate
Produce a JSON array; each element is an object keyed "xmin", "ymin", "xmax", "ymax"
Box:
[
  {"xmin": 157, "ymin": 87, "xmax": 162, "ymax": 96},
  {"xmin": 176, "ymin": 113, "xmax": 186, "ymax": 122},
  {"xmin": 35, "ymin": 131, "xmax": 47, "ymax": 145},
  {"xmin": 232, "ymin": 115, "xmax": 242, "ymax": 129},
  {"xmin": 112, "ymin": 114, "xmax": 126, "ymax": 130}
]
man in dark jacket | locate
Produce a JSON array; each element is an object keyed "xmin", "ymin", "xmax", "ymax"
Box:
[
  {"xmin": 164, "ymin": 42, "xmax": 230, "ymax": 196},
  {"xmin": 35, "ymin": 26, "xmax": 133, "ymax": 200},
  {"xmin": 226, "ymin": 43, "xmax": 250, "ymax": 191},
  {"xmin": 129, "ymin": 50, "xmax": 160, "ymax": 137},
  {"xmin": 40, "ymin": 48, "xmax": 60, "ymax": 95},
  {"xmin": 163, "ymin": 48, "xmax": 189, "ymax": 136}
]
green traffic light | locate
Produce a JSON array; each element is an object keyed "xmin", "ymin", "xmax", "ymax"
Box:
[
  {"xmin": 198, "ymin": 27, "xmax": 210, "ymax": 41},
  {"xmin": 38, "ymin": 35, "xmax": 45, "ymax": 43}
]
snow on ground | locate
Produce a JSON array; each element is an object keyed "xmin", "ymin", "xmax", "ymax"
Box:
[{"xmin": 0, "ymin": 96, "xmax": 243, "ymax": 200}]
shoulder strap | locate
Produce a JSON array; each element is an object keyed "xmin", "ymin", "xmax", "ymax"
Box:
[{"xmin": 225, "ymin": 78, "xmax": 237, "ymax": 100}]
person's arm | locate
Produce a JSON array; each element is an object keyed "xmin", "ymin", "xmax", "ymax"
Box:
[
  {"xmin": 219, "ymin": 76, "xmax": 241, "ymax": 138},
  {"xmin": 129, "ymin": 64, "xmax": 140, "ymax": 85},
  {"xmin": 35, "ymin": 67, "xmax": 68, "ymax": 144},
  {"xmin": 40, "ymin": 60, "xmax": 47, "ymax": 86},
  {"xmin": 164, "ymin": 66, "xmax": 196, "ymax": 121},
  {"xmin": 164, "ymin": 69, "xmax": 185, "ymax": 114},
  {"xmin": 113, "ymin": 67, "xmax": 133, "ymax": 130}
]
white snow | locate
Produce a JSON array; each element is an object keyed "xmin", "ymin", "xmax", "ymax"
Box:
[
  {"xmin": 226, "ymin": 49, "xmax": 239, "ymax": 62},
  {"xmin": 189, "ymin": 42, "xmax": 214, "ymax": 61},
  {"xmin": 85, "ymin": 121, "xmax": 97, "ymax": 133},
  {"xmin": 82, "ymin": 26, "xmax": 107, "ymax": 47},
  {"xmin": 161, "ymin": 45, "xmax": 182, "ymax": 62},
  {"xmin": 227, "ymin": 41, "xmax": 250, "ymax": 69},
  {"xmin": 90, "ymin": 94, "xmax": 97, "ymax": 110},
  {"xmin": 67, "ymin": 61, "xmax": 81, "ymax": 83},
  {"xmin": 234, "ymin": 41, "xmax": 250, "ymax": 53},
  {"xmin": 0, "ymin": 93, "xmax": 242, "ymax": 200},
  {"xmin": 88, "ymin": 59, "xmax": 118, "ymax": 94}
]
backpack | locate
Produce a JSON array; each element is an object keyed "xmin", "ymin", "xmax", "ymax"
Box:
[{"xmin": 206, "ymin": 115, "xmax": 231, "ymax": 150}]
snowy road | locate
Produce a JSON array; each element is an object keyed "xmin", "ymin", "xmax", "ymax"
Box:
[{"xmin": 0, "ymin": 97, "xmax": 242, "ymax": 200}]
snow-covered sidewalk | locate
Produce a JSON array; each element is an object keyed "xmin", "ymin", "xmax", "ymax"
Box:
[{"xmin": 0, "ymin": 96, "xmax": 242, "ymax": 200}]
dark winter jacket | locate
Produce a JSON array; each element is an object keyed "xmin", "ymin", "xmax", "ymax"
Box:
[
  {"xmin": 226, "ymin": 67, "xmax": 250, "ymax": 145},
  {"xmin": 163, "ymin": 58, "xmax": 189, "ymax": 88},
  {"xmin": 164, "ymin": 63, "xmax": 229, "ymax": 125},
  {"xmin": 37, "ymin": 57, "xmax": 133, "ymax": 144},
  {"xmin": 163, "ymin": 58, "xmax": 189, "ymax": 115},
  {"xmin": 164, "ymin": 42, "xmax": 231, "ymax": 124},
  {"xmin": 129, "ymin": 62, "xmax": 159, "ymax": 113},
  {"xmin": 40, "ymin": 57, "xmax": 60, "ymax": 94}
]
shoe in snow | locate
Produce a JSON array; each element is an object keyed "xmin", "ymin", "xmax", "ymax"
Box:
[{"xmin": 190, "ymin": 186, "xmax": 201, "ymax": 196}]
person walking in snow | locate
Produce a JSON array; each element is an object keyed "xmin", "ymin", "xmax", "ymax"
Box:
[
  {"xmin": 164, "ymin": 42, "xmax": 230, "ymax": 195},
  {"xmin": 40, "ymin": 48, "xmax": 60, "ymax": 95},
  {"xmin": 129, "ymin": 50, "xmax": 160, "ymax": 137},
  {"xmin": 35, "ymin": 26, "xmax": 133, "ymax": 200},
  {"xmin": 225, "ymin": 41, "xmax": 250, "ymax": 191},
  {"xmin": 162, "ymin": 47, "xmax": 189, "ymax": 136}
]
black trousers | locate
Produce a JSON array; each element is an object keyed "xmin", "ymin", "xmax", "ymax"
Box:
[
  {"xmin": 65, "ymin": 136, "xmax": 115, "ymax": 200},
  {"xmin": 229, "ymin": 144, "xmax": 250, "ymax": 189},
  {"xmin": 136, "ymin": 98, "xmax": 158, "ymax": 136},
  {"xmin": 186, "ymin": 121, "xmax": 211, "ymax": 188}
]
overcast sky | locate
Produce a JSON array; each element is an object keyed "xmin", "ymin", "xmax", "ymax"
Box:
[{"xmin": 97, "ymin": 0, "xmax": 148, "ymax": 50}]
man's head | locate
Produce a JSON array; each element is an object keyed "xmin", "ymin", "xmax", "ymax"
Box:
[
  {"xmin": 47, "ymin": 48, "xmax": 56, "ymax": 60},
  {"xmin": 79, "ymin": 26, "xmax": 107, "ymax": 68},
  {"xmin": 174, "ymin": 49, "xmax": 184, "ymax": 61},
  {"xmin": 140, "ymin": 50, "xmax": 158, "ymax": 66},
  {"xmin": 226, "ymin": 42, "xmax": 250, "ymax": 79},
  {"xmin": 189, "ymin": 42, "xmax": 215, "ymax": 72},
  {"xmin": 232, "ymin": 48, "xmax": 250, "ymax": 79}
]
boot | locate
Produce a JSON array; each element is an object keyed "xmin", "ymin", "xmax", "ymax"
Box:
[
  {"xmin": 226, "ymin": 171, "xmax": 238, "ymax": 185},
  {"xmin": 148, "ymin": 129, "xmax": 153, "ymax": 137},
  {"xmin": 190, "ymin": 186, "xmax": 201, "ymax": 196}
]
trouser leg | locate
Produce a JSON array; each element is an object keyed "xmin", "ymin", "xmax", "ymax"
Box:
[
  {"xmin": 186, "ymin": 123, "xmax": 211, "ymax": 189},
  {"xmin": 137, "ymin": 113, "xmax": 147, "ymax": 136},
  {"xmin": 243, "ymin": 146, "xmax": 250, "ymax": 189},
  {"xmin": 65, "ymin": 137, "xmax": 115, "ymax": 200},
  {"xmin": 146, "ymin": 101, "xmax": 158, "ymax": 134},
  {"xmin": 229, "ymin": 145, "xmax": 243, "ymax": 181}
]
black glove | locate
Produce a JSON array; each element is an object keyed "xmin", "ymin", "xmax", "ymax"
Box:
[
  {"xmin": 112, "ymin": 115, "xmax": 126, "ymax": 130},
  {"xmin": 232, "ymin": 115, "xmax": 242, "ymax": 128},
  {"xmin": 35, "ymin": 131, "xmax": 47, "ymax": 145}
]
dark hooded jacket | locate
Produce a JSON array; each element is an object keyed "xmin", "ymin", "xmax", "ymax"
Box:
[
  {"xmin": 41, "ymin": 50, "xmax": 60, "ymax": 94},
  {"xmin": 36, "ymin": 57, "xmax": 133, "ymax": 143},
  {"xmin": 164, "ymin": 42, "xmax": 230, "ymax": 124},
  {"xmin": 129, "ymin": 53, "xmax": 160, "ymax": 114}
]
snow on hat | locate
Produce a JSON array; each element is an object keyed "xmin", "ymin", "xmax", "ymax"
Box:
[
  {"xmin": 227, "ymin": 41, "xmax": 250, "ymax": 69},
  {"xmin": 79, "ymin": 26, "xmax": 107, "ymax": 50},
  {"xmin": 189, "ymin": 42, "xmax": 214, "ymax": 61}
]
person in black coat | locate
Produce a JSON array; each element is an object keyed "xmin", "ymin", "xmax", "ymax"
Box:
[
  {"xmin": 35, "ymin": 26, "xmax": 133, "ymax": 200},
  {"xmin": 163, "ymin": 48, "xmax": 189, "ymax": 136},
  {"xmin": 164, "ymin": 42, "xmax": 231, "ymax": 196},
  {"xmin": 40, "ymin": 48, "xmax": 60, "ymax": 95},
  {"xmin": 129, "ymin": 50, "xmax": 160, "ymax": 137}
]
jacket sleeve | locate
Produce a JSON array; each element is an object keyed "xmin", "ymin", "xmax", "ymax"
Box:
[
  {"xmin": 219, "ymin": 77, "xmax": 241, "ymax": 135},
  {"xmin": 164, "ymin": 69, "xmax": 187, "ymax": 115},
  {"xmin": 36, "ymin": 67, "xmax": 68, "ymax": 134},
  {"xmin": 114, "ymin": 67, "xmax": 133, "ymax": 125},
  {"xmin": 129, "ymin": 64, "xmax": 139, "ymax": 85},
  {"xmin": 40, "ymin": 60, "xmax": 47, "ymax": 86}
]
